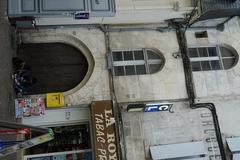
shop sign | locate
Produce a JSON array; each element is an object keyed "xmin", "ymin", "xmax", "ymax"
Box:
[
  {"xmin": 144, "ymin": 103, "xmax": 173, "ymax": 113},
  {"xmin": 91, "ymin": 101, "xmax": 118, "ymax": 160},
  {"xmin": 127, "ymin": 103, "xmax": 174, "ymax": 113}
]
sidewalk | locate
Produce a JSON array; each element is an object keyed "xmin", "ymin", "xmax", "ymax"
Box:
[
  {"xmin": 0, "ymin": 0, "xmax": 16, "ymax": 122},
  {"xmin": 0, "ymin": 0, "xmax": 18, "ymax": 159}
]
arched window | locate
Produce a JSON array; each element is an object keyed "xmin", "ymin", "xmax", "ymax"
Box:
[
  {"xmin": 188, "ymin": 45, "xmax": 238, "ymax": 71},
  {"xmin": 111, "ymin": 49, "xmax": 165, "ymax": 76}
]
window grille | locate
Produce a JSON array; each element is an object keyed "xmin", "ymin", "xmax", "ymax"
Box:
[
  {"xmin": 188, "ymin": 45, "xmax": 238, "ymax": 72},
  {"xmin": 111, "ymin": 49, "xmax": 165, "ymax": 76}
]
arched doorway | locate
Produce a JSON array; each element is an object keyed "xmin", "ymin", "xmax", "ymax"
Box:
[{"xmin": 17, "ymin": 43, "xmax": 88, "ymax": 95}]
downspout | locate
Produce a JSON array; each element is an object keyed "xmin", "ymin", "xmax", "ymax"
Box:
[
  {"xmin": 172, "ymin": 22, "xmax": 227, "ymax": 160},
  {"xmin": 173, "ymin": 23, "xmax": 195, "ymax": 105},
  {"xmin": 102, "ymin": 25, "xmax": 126, "ymax": 160},
  {"xmin": 192, "ymin": 103, "xmax": 227, "ymax": 160}
]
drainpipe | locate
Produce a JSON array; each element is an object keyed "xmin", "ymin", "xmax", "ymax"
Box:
[
  {"xmin": 173, "ymin": 22, "xmax": 195, "ymax": 105},
  {"xmin": 102, "ymin": 25, "xmax": 126, "ymax": 160},
  {"xmin": 172, "ymin": 21, "xmax": 227, "ymax": 160},
  {"xmin": 192, "ymin": 103, "xmax": 227, "ymax": 160}
]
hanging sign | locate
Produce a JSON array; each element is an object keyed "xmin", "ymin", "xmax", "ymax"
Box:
[
  {"xmin": 127, "ymin": 103, "xmax": 174, "ymax": 113},
  {"xmin": 91, "ymin": 101, "xmax": 118, "ymax": 160},
  {"xmin": 144, "ymin": 103, "xmax": 173, "ymax": 113}
]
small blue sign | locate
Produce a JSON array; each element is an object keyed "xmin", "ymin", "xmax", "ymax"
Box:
[
  {"xmin": 74, "ymin": 12, "xmax": 90, "ymax": 19},
  {"xmin": 144, "ymin": 105, "xmax": 159, "ymax": 112},
  {"xmin": 144, "ymin": 103, "xmax": 173, "ymax": 113}
]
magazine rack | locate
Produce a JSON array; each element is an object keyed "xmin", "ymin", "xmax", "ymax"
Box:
[{"xmin": 0, "ymin": 121, "xmax": 54, "ymax": 157}]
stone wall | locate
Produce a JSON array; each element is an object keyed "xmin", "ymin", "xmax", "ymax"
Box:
[
  {"xmin": 109, "ymin": 30, "xmax": 188, "ymax": 103},
  {"xmin": 186, "ymin": 17, "xmax": 240, "ymax": 98},
  {"xmin": 20, "ymin": 28, "xmax": 111, "ymax": 106}
]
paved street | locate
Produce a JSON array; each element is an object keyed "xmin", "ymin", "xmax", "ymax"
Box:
[
  {"xmin": 0, "ymin": 0, "xmax": 17, "ymax": 159},
  {"xmin": 0, "ymin": 0, "xmax": 15, "ymax": 122}
]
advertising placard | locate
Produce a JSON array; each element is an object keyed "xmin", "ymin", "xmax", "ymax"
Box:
[{"xmin": 91, "ymin": 101, "xmax": 118, "ymax": 160}]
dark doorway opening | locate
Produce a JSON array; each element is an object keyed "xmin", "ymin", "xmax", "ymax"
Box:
[{"xmin": 17, "ymin": 43, "xmax": 88, "ymax": 95}]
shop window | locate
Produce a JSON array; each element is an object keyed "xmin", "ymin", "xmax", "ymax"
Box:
[
  {"xmin": 25, "ymin": 124, "xmax": 92, "ymax": 158},
  {"xmin": 111, "ymin": 49, "xmax": 165, "ymax": 76},
  {"xmin": 188, "ymin": 45, "xmax": 238, "ymax": 72}
]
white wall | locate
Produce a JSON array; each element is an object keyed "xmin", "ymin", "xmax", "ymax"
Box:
[
  {"xmin": 186, "ymin": 17, "xmax": 240, "ymax": 99},
  {"xmin": 117, "ymin": 0, "xmax": 192, "ymax": 10},
  {"xmin": 196, "ymin": 97, "xmax": 240, "ymax": 137},
  {"xmin": 187, "ymin": 17, "xmax": 240, "ymax": 138},
  {"xmin": 110, "ymin": 31, "xmax": 188, "ymax": 103},
  {"xmin": 36, "ymin": 0, "xmax": 192, "ymax": 25}
]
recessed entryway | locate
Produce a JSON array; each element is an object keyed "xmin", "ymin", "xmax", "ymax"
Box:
[{"xmin": 17, "ymin": 43, "xmax": 88, "ymax": 95}]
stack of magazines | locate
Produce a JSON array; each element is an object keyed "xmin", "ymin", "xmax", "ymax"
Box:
[{"xmin": 15, "ymin": 97, "xmax": 45, "ymax": 118}]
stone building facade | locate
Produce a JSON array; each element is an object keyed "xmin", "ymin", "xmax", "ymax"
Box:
[{"xmin": 8, "ymin": 0, "xmax": 240, "ymax": 159}]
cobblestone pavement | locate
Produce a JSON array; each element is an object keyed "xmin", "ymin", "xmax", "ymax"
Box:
[{"xmin": 0, "ymin": 0, "xmax": 17, "ymax": 159}]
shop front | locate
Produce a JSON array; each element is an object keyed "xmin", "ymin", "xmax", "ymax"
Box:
[
  {"xmin": 23, "ymin": 124, "xmax": 92, "ymax": 160},
  {"xmin": 21, "ymin": 105, "xmax": 92, "ymax": 160},
  {"xmin": 20, "ymin": 100, "xmax": 119, "ymax": 160}
]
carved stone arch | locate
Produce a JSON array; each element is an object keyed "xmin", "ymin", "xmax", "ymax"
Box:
[{"xmin": 19, "ymin": 32, "xmax": 95, "ymax": 96}]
